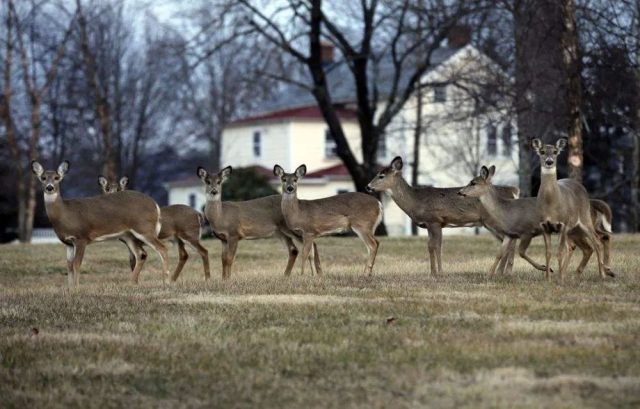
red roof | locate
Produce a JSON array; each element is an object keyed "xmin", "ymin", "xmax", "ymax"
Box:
[
  {"xmin": 305, "ymin": 164, "xmax": 351, "ymax": 178},
  {"xmin": 230, "ymin": 106, "xmax": 357, "ymax": 126}
]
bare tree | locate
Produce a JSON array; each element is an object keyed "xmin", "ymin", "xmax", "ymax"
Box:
[
  {"xmin": 224, "ymin": 0, "xmax": 485, "ymax": 199},
  {"xmin": 0, "ymin": 0, "xmax": 75, "ymax": 242}
]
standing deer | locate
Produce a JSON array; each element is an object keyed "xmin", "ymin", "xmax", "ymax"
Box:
[
  {"xmin": 98, "ymin": 176, "xmax": 210, "ymax": 281},
  {"xmin": 366, "ymin": 156, "xmax": 519, "ymax": 275},
  {"xmin": 531, "ymin": 138, "xmax": 612, "ymax": 280},
  {"xmin": 197, "ymin": 166, "xmax": 321, "ymax": 279},
  {"xmin": 274, "ymin": 164, "xmax": 383, "ymax": 275},
  {"xmin": 31, "ymin": 161, "xmax": 169, "ymax": 286},
  {"xmin": 458, "ymin": 165, "xmax": 614, "ymax": 276}
]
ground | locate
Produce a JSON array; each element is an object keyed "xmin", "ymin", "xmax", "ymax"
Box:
[{"xmin": 1, "ymin": 234, "xmax": 639, "ymax": 408}]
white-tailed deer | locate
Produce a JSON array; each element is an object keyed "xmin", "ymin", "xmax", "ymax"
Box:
[
  {"xmin": 197, "ymin": 166, "xmax": 321, "ymax": 279},
  {"xmin": 274, "ymin": 164, "xmax": 383, "ymax": 275},
  {"xmin": 366, "ymin": 156, "xmax": 519, "ymax": 275},
  {"xmin": 32, "ymin": 161, "xmax": 169, "ymax": 286},
  {"xmin": 98, "ymin": 176, "xmax": 210, "ymax": 281},
  {"xmin": 531, "ymin": 138, "xmax": 612, "ymax": 280},
  {"xmin": 458, "ymin": 165, "xmax": 613, "ymax": 276}
]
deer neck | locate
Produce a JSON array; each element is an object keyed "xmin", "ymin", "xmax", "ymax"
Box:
[
  {"xmin": 206, "ymin": 193, "xmax": 224, "ymax": 220},
  {"xmin": 281, "ymin": 191, "xmax": 300, "ymax": 215},
  {"xmin": 538, "ymin": 168, "xmax": 562, "ymax": 206},
  {"xmin": 43, "ymin": 190, "xmax": 65, "ymax": 223},
  {"xmin": 388, "ymin": 176, "xmax": 418, "ymax": 218},
  {"xmin": 478, "ymin": 188, "xmax": 509, "ymax": 231}
]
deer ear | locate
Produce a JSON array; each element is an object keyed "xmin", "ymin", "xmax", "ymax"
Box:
[
  {"xmin": 480, "ymin": 166, "xmax": 490, "ymax": 180},
  {"xmin": 197, "ymin": 166, "xmax": 208, "ymax": 180},
  {"xmin": 273, "ymin": 164, "xmax": 284, "ymax": 177},
  {"xmin": 390, "ymin": 156, "xmax": 403, "ymax": 171},
  {"xmin": 556, "ymin": 138, "xmax": 567, "ymax": 151},
  {"xmin": 219, "ymin": 166, "xmax": 232, "ymax": 180},
  {"xmin": 98, "ymin": 175, "xmax": 108, "ymax": 188},
  {"xmin": 119, "ymin": 176, "xmax": 129, "ymax": 189},
  {"xmin": 31, "ymin": 161, "xmax": 44, "ymax": 177},
  {"xmin": 531, "ymin": 138, "xmax": 542, "ymax": 151},
  {"xmin": 488, "ymin": 165, "xmax": 496, "ymax": 178},
  {"xmin": 295, "ymin": 164, "xmax": 307, "ymax": 178},
  {"xmin": 57, "ymin": 160, "xmax": 69, "ymax": 177}
]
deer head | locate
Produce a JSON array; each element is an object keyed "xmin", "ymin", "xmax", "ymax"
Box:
[
  {"xmin": 531, "ymin": 138, "xmax": 567, "ymax": 172},
  {"xmin": 274, "ymin": 164, "xmax": 306, "ymax": 195},
  {"xmin": 366, "ymin": 156, "xmax": 403, "ymax": 193},
  {"xmin": 197, "ymin": 166, "xmax": 232, "ymax": 199},
  {"xmin": 32, "ymin": 160, "xmax": 69, "ymax": 199},
  {"xmin": 98, "ymin": 176, "xmax": 129, "ymax": 194},
  {"xmin": 458, "ymin": 165, "xmax": 496, "ymax": 197}
]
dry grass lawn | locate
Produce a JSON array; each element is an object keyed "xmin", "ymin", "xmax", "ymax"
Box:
[{"xmin": 1, "ymin": 234, "xmax": 639, "ymax": 408}]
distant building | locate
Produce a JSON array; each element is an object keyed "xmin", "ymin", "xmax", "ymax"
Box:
[{"xmin": 166, "ymin": 35, "xmax": 518, "ymax": 236}]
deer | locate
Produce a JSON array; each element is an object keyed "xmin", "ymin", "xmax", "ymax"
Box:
[
  {"xmin": 31, "ymin": 161, "xmax": 169, "ymax": 286},
  {"xmin": 273, "ymin": 164, "xmax": 383, "ymax": 275},
  {"xmin": 197, "ymin": 165, "xmax": 321, "ymax": 279},
  {"xmin": 366, "ymin": 156, "xmax": 520, "ymax": 275},
  {"xmin": 458, "ymin": 165, "xmax": 614, "ymax": 276},
  {"xmin": 98, "ymin": 176, "xmax": 210, "ymax": 282},
  {"xmin": 531, "ymin": 138, "xmax": 612, "ymax": 281}
]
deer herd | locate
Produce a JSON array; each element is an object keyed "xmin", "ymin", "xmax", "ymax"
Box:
[{"xmin": 31, "ymin": 137, "xmax": 615, "ymax": 287}]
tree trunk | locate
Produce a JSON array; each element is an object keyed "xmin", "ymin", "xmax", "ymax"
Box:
[
  {"xmin": 562, "ymin": 0, "xmax": 583, "ymax": 181},
  {"xmin": 411, "ymin": 89, "xmax": 423, "ymax": 236}
]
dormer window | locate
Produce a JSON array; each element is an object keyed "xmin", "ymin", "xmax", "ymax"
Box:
[
  {"xmin": 252, "ymin": 130, "xmax": 261, "ymax": 157},
  {"xmin": 433, "ymin": 85, "xmax": 447, "ymax": 103},
  {"xmin": 325, "ymin": 128, "xmax": 337, "ymax": 158}
]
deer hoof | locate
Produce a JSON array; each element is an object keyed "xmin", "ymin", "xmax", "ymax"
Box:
[{"xmin": 605, "ymin": 269, "xmax": 616, "ymax": 278}]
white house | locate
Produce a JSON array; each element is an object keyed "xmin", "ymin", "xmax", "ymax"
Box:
[{"xmin": 166, "ymin": 35, "xmax": 518, "ymax": 236}]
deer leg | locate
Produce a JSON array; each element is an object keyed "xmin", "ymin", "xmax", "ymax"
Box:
[
  {"xmin": 557, "ymin": 225, "xmax": 569, "ymax": 282},
  {"xmin": 497, "ymin": 239, "xmax": 516, "ymax": 275},
  {"xmin": 299, "ymin": 235, "xmax": 315, "ymax": 276},
  {"xmin": 121, "ymin": 235, "xmax": 147, "ymax": 284},
  {"xmin": 132, "ymin": 232, "xmax": 170, "ymax": 281},
  {"xmin": 426, "ymin": 224, "xmax": 441, "ymax": 275},
  {"xmin": 65, "ymin": 244, "xmax": 75, "ymax": 286},
  {"xmin": 578, "ymin": 223, "xmax": 608, "ymax": 279},
  {"xmin": 353, "ymin": 225, "xmax": 379, "ymax": 275},
  {"xmin": 489, "ymin": 237, "xmax": 512, "ymax": 276},
  {"xmin": 279, "ymin": 234, "xmax": 298, "ymax": 276},
  {"xmin": 596, "ymin": 228, "xmax": 613, "ymax": 276},
  {"xmin": 221, "ymin": 237, "xmax": 239, "ymax": 279},
  {"xmin": 312, "ymin": 243, "xmax": 323, "ymax": 276},
  {"xmin": 187, "ymin": 238, "xmax": 210, "ymax": 280},
  {"xmin": 517, "ymin": 235, "xmax": 547, "ymax": 272},
  {"xmin": 542, "ymin": 230, "xmax": 552, "ymax": 281},
  {"xmin": 71, "ymin": 240, "xmax": 87, "ymax": 286},
  {"xmin": 170, "ymin": 239, "xmax": 189, "ymax": 282},
  {"xmin": 567, "ymin": 231, "xmax": 592, "ymax": 276}
]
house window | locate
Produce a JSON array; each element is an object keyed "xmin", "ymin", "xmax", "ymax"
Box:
[
  {"xmin": 189, "ymin": 193, "xmax": 196, "ymax": 209},
  {"xmin": 487, "ymin": 124, "xmax": 497, "ymax": 156},
  {"xmin": 502, "ymin": 124, "xmax": 512, "ymax": 157},
  {"xmin": 377, "ymin": 133, "xmax": 387, "ymax": 159},
  {"xmin": 325, "ymin": 128, "xmax": 337, "ymax": 158},
  {"xmin": 433, "ymin": 85, "xmax": 447, "ymax": 103},
  {"xmin": 252, "ymin": 130, "xmax": 261, "ymax": 157}
]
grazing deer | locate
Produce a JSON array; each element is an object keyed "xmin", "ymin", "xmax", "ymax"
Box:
[
  {"xmin": 98, "ymin": 176, "xmax": 210, "ymax": 281},
  {"xmin": 274, "ymin": 164, "xmax": 383, "ymax": 275},
  {"xmin": 197, "ymin": 166, "xmax": 321, "ymax": 279},
  {"xmin": 366, "ymin": 156, "xmax": 519, "ymax": 275},
  {"xmin": 458, "ymin": 165, "xmax": 613, "ymax": 276},
  {"xmin": 31, "ymin": 161, "xmax": 169, "ymax": 286},
  {"xmin": 531, "ymin": 138, "xmax": 612, "ymax": 280}
]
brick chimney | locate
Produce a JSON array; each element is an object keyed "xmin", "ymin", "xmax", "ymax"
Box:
[
  {"xmin": 320, "ymin": 42, "xmax": 335, "ymax": 65},
  {"xmin": 447, "ymin": 26, "xmax": 471, "ymax": 49}
]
